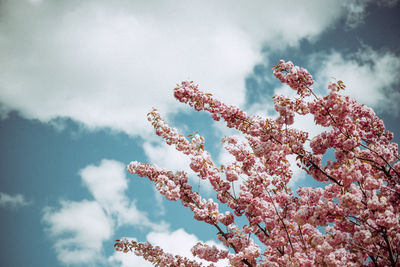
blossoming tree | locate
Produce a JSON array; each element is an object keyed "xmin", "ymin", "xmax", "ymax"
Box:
[{"xmin": 115, "ymin": 61, "xmax": 400, "ymax": 266}]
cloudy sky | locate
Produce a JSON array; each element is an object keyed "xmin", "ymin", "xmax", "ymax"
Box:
[{"xmin": 0, "ymin": 0, "xmax": 399, "ymax": 266}]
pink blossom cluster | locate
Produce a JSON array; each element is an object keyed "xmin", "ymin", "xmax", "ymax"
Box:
[
  {"xmin": 191, "ymin": 242, "xmax": 228, "ymax": 262},
  {"xmin": 147, "ymin": 109, "xmax": 232, "ymax": 198},
  {"xmin": 272, "ymin": 60, "xmax": 314, "ymax": 97},
  {"xmin": 273, "ymin": 95, "xmax": 310, "ymax": 125},
  {"xmin": 118, "ymin": 60, "xmax": 400, "ymax": 266},
  {"xmin": 174, "ymin": 81, "xmax": 252, "ymax": 131},
  {"xmin": 223, "ymin": 225, "xmax": 261, "ymax": 266},
  {"xmin": 127, "ymin": 161, "xmax": 233, "ymax": 227},
  {"xmin": 115, "ymin": 238, "xmax": 209, "ymax": 266},
  {"xmin": 148, "ymin": 108, "xmax": 204, "ymax": 157},
  {"xmin": 273, "ymin": 95, "xmax": 295, "ymax": 125}
]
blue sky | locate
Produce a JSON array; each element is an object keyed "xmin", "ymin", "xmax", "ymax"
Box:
[{"xmin": 0, "ymin": 1, "xmax": 399, "ymax": 266}]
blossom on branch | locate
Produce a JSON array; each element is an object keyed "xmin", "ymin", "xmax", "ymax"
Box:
[{"xmin": 117, "ymin": 60, "xmax": 400, "ymax": 266}]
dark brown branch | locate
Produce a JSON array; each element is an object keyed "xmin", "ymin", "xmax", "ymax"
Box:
[
  {"xmin": 212, "ymin": 222, "xmax": 253, "ymax": 267},
  {"xmin": 381, "ymin": 228, "xmax": 396, "ymax": 266},
  {"xmin": 266, "ymin": 191, "xmax": 295, "ymax": 253}
]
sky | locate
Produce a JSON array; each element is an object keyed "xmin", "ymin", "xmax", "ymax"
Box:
[{"xmin": 0, "ymin": 0, "xmax": 399, "ymax": 266}]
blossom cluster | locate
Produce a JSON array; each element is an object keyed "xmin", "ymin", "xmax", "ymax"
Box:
[
  {"xmin": 191, "ymin": 243, "xmax": 229, "ymax": 263},
  {"xmin": 127, "ymin": 161, "xmax": 233, "ymax": 226},
  {"xmin": 117, "ymin": 60, "xmax": 400, "ymax": 266},
  {"xmin": 273, "ymin": 95, "xmax": 309, "ymax": 125},
  {"xmin": 115, "ymin": 238, "xmax": 208, "ymax": 266},
  {"xmin": 272, "ymin": 60, "xmax": 314, "ymax": 97}
]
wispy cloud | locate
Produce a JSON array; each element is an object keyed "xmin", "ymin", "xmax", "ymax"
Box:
[
  {"xmin": 80, "ymin": 159, "xmax": 167, "ymax": 230},
  {"xmin": 42, "ymin": 200, "xmax": 113, "ymax": 265},
  {"xmin": 42, "ymin": 159, "xmax": 168, "ymax": 265},
  {"xmin": 0, "ymin": 0, "xmax": 365, "ymax": 138},
  {"xmin": 0, "ymin": 192, "xmax": 32, "ymax": 208},
  {"xmin": 312, "ymin": 47, "xmax": 400, "ymax": 115},
  {"xmin": 343, "ymin": 0, "xmax": 399, "ymax": 28}
]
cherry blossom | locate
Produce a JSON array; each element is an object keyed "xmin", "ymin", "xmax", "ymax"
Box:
[{"xmin": 117, "ymin": 60, "xmax": 400, "ymax": 266}]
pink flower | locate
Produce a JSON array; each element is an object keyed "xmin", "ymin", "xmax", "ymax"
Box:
[{"xmin": 119, "ymin": 60, "xmax": 400, "ymax": 267}]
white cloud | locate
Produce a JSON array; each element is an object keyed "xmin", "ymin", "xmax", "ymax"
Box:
[
  {"xmin": 0, "ymin": 0, "xmax": 258, "ymax": 137},
  {"xmin": 343, "ymin": 0, "xmax": 399, "ymax": 28},
  {"xmin": 147, "ymin": 228, "xmax": 199, "ymax": 259},
  {"xmin": 212, "ymin": 120, "xmax": 246, "ymax": 167},
  {"xmin": 152, "ymin": 186, "xmax": 166, "ymax": 217},
  {"xmin": 43, "ymin": 159, "xmax": 168, "ymax": 265},
  {"xmin": 217, "ymin": 147, "xmax": 237, "ymax": 167},
  {"xmin": 313, "ymin": 48, "xmax": 400, "ymax": 115},
  {"xmin": 110, "ymin": 251, "xmax": 152, "ymax": 267},
  {"xmin": 0, "ymin": 0, "xmax": 363, "ymax": 138},
  {"xmin": 80, "ymin": 159, "xmax": 166, "ymax": 230},
  {"xmin": 143, "ymin": 142, "xmax": 192, "ymax": 174},
  {"xmin": 286, "ymin": 154, "xmax": 306, "ymax": 188},
  {"xmin": 291, "ymin": 114, "xmax": 327, "ymax": 145},
  {"xmin": 0, "ymin": 192, "xmax": 32, "ymax": 208},
  {"xmin": 80, "ymin": 160, "xmax": 128, "ymax": 214},
  {"xmin": 42, "ymin": 200, "xmax": 113, "ymax": 265},
  {"xmin": 281, "ymin": 114, "xmax": 327, "ymax": 187}
]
